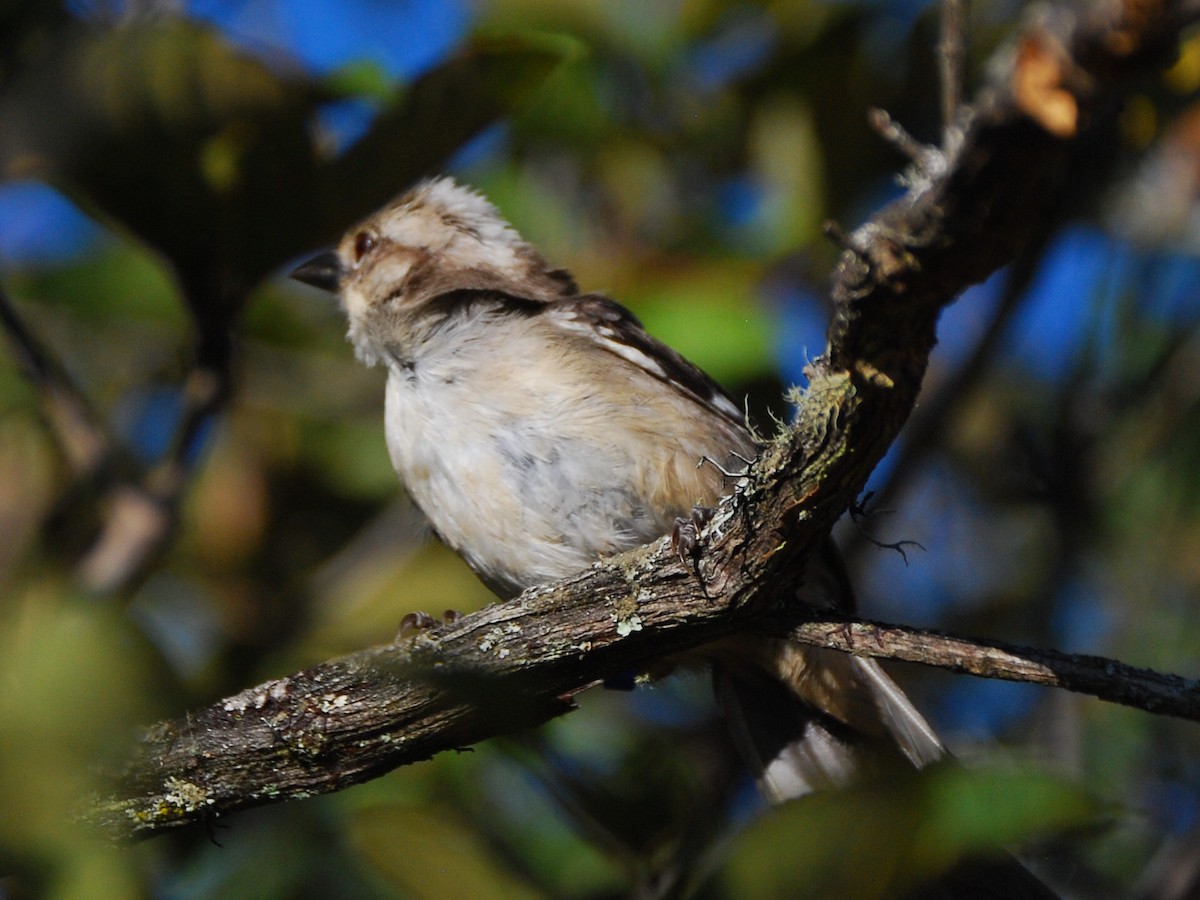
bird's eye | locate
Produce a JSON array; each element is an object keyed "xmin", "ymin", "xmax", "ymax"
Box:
[{"xmin": 353, "ymin": 231, "xmax": 377, "ymax": 262}]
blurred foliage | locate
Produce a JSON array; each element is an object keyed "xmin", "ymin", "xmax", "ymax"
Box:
[
  {"xmin": 0, "ymin": 0, "xmax": 1199, "ymax": 898},
  {"xmin": 0, "ymin": 11, "xmax": 578, "ymax": 330},
  {"xmin": 717, "ymin": 763, "xmax": 1095, "ymax": 899},
  {"xmin": 0, "ymin": 590, "xmax": 160, "ymax": 899}
]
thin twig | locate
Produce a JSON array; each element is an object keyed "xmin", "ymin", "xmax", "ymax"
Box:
[
  {"xmin": 868, "ymin": 108, "xmax": 936, "ymax": 169},
  {"xmin": 821, "ymin": 219, "xmax": 870, "ymax": 263},
  {"xmin": 939, "ymin": 0, "xmax": 968, "ymax": 147},
  {"xmin": 787, "ymin": 616, "xmax": 1200, "ymax": 719},
  {"xmin": 0, "ymin": 281, "xmax": 111, "ymax": 473}
]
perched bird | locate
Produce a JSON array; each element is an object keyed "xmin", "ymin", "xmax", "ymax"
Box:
[{"xmin": 293, "ymin": 177, "xmax": 1055, "ymax": 896}]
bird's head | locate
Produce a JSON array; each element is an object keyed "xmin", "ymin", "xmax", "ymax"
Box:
[{"xmin": 292, "ymin": 177, "xmax": 576, "ymax": 364}]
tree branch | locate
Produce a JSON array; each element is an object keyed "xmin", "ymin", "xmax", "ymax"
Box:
[
  {"xmin": 0, "ymin": 279, "xmax": 232, "ymax": 595},
  {"xmin": 785, "ymin": 617, "xmax": 1200, "ymax": 718},
  {"xmin": 92, "ymin": 590, "xmax": 1200, "ymax": 840},
  {"xmin": 0, "ymin": 282, "xmax": 112, "ymax": 475},
  {"xmin": 89, "ymin": 0, "xmax": 1199, "ymax": 841},
  {"xmin": 75, "ymin": 357, "xmax": 229, "ymax": 593}
]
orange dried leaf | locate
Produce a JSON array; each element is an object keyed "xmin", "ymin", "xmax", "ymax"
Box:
[{"xmin": 1014, "ymin": 34, "xmax": 1079, "ymax": 138}]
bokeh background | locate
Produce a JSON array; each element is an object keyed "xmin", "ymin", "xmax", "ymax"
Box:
[{"xmin": 1, "ymin": 1, "xmax": 1199, "ymax": 897}]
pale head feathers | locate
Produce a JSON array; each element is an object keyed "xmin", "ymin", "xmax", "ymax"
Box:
[
  {"xmin": 369, "ymin": 177, "xmax": 528, "ymax": 274},
  {"xmin": 334, "ymin": 177, "xmax": 577, "ymax": 365}
]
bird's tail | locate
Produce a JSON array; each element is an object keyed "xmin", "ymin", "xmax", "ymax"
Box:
[
  {"xmin": 712, "ymin": 649, "xmax": 944, "ymax": 802},
  {"xmin": 712, "ymin": 538, "xmax": 944, "ymax": 801},
  {"xmin": 709, "ymin": 540, "xmax": 1059, "ymax": 898}
]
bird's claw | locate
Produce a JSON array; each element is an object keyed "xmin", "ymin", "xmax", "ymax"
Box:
[
  {"xmin": 397, "ymin": 609, "xmax": 461, "ymax": 642},
  {"xmin": 672, "ymin": 504, "xmax": 715, "ymax": 568}
]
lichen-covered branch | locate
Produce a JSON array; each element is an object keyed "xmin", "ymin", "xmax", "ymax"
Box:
[
  {"xmin": 93, "ymin": 582, "xmax": 1200, "ymax": 840},
  {"xmin": 91, "ymin": 0, "xmax": 1199, "ymax": 842}
]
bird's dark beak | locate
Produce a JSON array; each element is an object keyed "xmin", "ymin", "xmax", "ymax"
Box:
[{"xmin": 290, "ymin": 250, "xmax": 343, "ymax": 293}]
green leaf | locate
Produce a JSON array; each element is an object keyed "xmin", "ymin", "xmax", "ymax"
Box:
[{"xmin": 717, "ymin": 762, "xmax": 1093, "ymax": 900}]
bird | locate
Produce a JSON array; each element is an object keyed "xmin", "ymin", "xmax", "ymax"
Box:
[{"xmin": 292, "ymin": 176, "xmax": 1056, "ymax": 897}]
